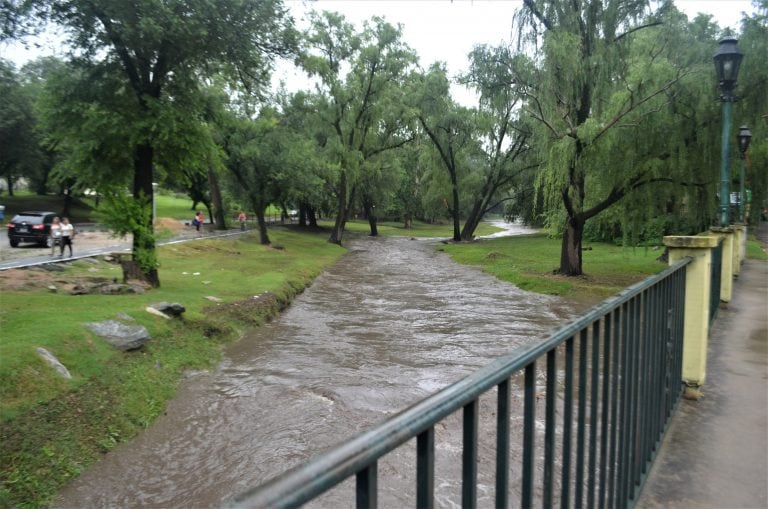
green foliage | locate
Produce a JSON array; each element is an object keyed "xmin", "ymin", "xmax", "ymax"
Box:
[{"xmin": 95, "ymin": 192, "xmax": 157, "ymax": 272}]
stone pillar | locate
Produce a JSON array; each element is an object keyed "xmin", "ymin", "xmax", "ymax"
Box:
[
  {"xmin": 709, "ymin": 227, "xmax": 735, "ymax": 303},
  {"xmin": 663, "ymin": 235, "xmax": 720, "ymax": 396},
  {"xmin": 733, "ymin": 224, "xmax": 747, "ymax": 273}
]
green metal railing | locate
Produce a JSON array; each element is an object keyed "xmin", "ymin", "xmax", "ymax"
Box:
[
  {"xmin": 231, "ymin": 258, "xmax": 691, "ymax": 509},
  {"xmin": 709, "ymin": 238, "xmax": 724, "ymax": 324}
]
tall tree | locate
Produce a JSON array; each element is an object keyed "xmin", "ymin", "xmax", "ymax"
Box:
[
  {"xmin": 299, "ymin": 11, "xmax": 416, "ymax": 244},
  {"xmin": 412, "ymin": 63, "xmax": 478, "ymax": 241},
  {"xmin": 18, "ymin": 0, "xmax": 295, "ymax": 286},
  {"xmin": 0, "ymin": 59, "xmax": 39, "ymax": 195},
  {"xmin": 515, "ymin": 0, "xmax": 704, "ymax": 275},
  {"xmin": 458, "ymin": 44, "xmax": 535, "ymax": 240}
]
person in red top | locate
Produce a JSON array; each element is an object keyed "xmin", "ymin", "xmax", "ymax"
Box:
[{"xmin": 238, "ymin": 211, "xmax": 247, "ymax": 231}]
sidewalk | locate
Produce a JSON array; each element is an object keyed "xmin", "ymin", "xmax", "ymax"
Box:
[{"xmin": 637, "ymin": 223, "xmax": 768, "ymax": 508}]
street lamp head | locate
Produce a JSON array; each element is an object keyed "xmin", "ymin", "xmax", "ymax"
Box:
[
  {"xmin": 737, "ymin": 125, "xmax": 752, "ymax": 156},
  {"xmin": 713, "ymin": 37, "xmax": 743, "ymax": 99}
]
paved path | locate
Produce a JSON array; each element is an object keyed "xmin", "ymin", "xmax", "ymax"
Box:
[{"xmin": 637, "ymin": 223, "xmax": 768, "ymax": 509}]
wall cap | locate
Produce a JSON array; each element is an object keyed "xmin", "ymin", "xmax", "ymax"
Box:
[
  {"xmin": 709, "ymin": 227, "xmax": 735, "ymax": 234},
  {"xmin": 663, "ymin": 235, "xmax": 720, "ymax": 248}
]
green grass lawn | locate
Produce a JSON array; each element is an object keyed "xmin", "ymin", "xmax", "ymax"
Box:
[
  {"xmin": 318, "ymin": 218, "xmax": 504, "ymax": 238},
  {"xmin": 0, "ymin": 227, "xmax": 345, "ymax": 508},
  {"xmin": 441, "ymin": 233, "xmax": 668, "ymax": 300}
]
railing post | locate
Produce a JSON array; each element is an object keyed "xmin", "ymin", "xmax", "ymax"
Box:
[
  {"xmin": 709, "ymin": 227, "xmax": 735, "ymax": 302},
  {"xmin": 662, "ymin": 236, "xmax": 719, "ymax": 398}
]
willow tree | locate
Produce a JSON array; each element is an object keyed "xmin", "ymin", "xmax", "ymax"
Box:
[
  {"xmin": 299, "ymin": 11, "xmax": 417, "ymax": 244},
  {"xmin": 16, "ymin": 0, "xmax": 295, "ymax": 286},
  {"xmin": 516, "ymin": 0, "xmax": 702, "ymax": 275},
  {"xmin": 458, "ymin": 44, "xmax": 535, "ymax": 240},
  {"xmin": 412, "ymin": 63, "xmax": 478, "ymax": 242}
]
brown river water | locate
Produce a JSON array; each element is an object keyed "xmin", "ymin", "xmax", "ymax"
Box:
[{"xmin": 55, "ymin": 226, "xmax": 577, "ymax": 508}]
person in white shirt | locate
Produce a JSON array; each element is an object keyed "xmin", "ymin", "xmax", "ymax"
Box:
[
  {"xmin": 50, "ymin": 216, "xmax": 62, "ymax": 256},
  {"xmin": 60, "ymin": 217, "xmax": 75, "ymax": 257}
]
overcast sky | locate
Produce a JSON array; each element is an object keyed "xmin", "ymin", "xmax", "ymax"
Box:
[
  {"xmin": 1, "ymin": 0, "xmax": 757, "ymax": 105},
  {"xmin": 275, "ymin": 0, "xmax": 757, "ymax": 104}
]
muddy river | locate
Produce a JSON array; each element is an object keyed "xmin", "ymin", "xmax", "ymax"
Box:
[{"xmin": 56, "ymin": 225, "xmax": 576, "ymax": 508}]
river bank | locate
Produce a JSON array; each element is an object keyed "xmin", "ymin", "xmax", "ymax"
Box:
[{"xmin": 0, "ymin": 227, "xmax": 346, "ymax": 508}]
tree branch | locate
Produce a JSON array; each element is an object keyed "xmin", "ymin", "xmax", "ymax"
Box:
[{"xmin": 614, "ymin": 21, "xmax": 663, "ymax": 43}]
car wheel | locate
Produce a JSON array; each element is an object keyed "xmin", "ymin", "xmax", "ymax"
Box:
[{"xmin": 9, "ymin": 238, "xmax": 19, "ymax": 248}]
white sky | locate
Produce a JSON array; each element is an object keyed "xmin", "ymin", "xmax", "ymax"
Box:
[
  {"xmin": 276, "ymin": 0, "xmax": 757, "ymax": 104},
  {"xmin": 1, "ymin": 0, "xmax": 757, "ymax": 106}
]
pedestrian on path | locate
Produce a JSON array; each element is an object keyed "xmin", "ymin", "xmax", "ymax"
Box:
[
  {"xmin": 50, "ymin": 216, "xmax": 62, "ymax": 256},
  {"xmin": 195, "ymin": 211, "xmax": 205, "ymax": 236},
  {"xmin": 60, "ymin": 217, "xmax": 75, "ymax": 257},
  {"xmin": 238, "ymin": 211, "xmax": 247, "ymax": 231}
]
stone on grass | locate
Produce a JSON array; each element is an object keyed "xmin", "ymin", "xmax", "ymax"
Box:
[
  {"xmin": 146, "ymin": 307, "xmax": 171, "ymax": 319},
  {"xmin": 205, "ymin": 296, "xmax": 223, "ymax": 302},
  {"xmin": 48, "ymin": 285, "xmax": 57, "ymax": 293},
  {"xmin": 148, "ymin": 302, "xmax": 186, "ymax": 318},
  {"xmin": 36, "ymin": 347, "xmax": 72, "ymax": 379},
  {"xmin": 85, "ymin": 320, "xmax": 150, "ymax": 351},
  {"xmin": 115, "ymin": 312, "xmax": 135, "ymax": 322}
]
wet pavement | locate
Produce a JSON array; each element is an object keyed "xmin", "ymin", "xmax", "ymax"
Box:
[
  {"xmin": 637, "ymin": 223, "xmax": 768, "ymax": 509},
  {"xmin": 54, "ymin": 229, "xmax": 577, "ymax": 508}
]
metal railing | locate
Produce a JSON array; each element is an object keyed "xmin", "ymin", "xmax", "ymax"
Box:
[
  {"xmin": 232, "ymin": 258, "xmax": 691, "ymax": 509},
  {"xmin": 710, "ymin": 238, "xmax": 724, "ymax": 323}
]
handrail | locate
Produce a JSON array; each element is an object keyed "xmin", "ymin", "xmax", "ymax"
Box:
[{"xmin": 231, "ymin": 257, "xmax": 692, "ymax": 509}]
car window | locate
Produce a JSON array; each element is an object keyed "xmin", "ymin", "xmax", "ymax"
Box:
[{"xmin": 11, "ymin": 215, "xmax": 45, "ymax": 224}]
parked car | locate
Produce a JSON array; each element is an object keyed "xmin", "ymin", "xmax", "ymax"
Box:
[{"xmin": 7, "ymin": 211, "xmax": 58, "ymax": 248}]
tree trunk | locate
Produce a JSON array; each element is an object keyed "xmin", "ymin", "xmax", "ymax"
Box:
[
  {"xmin": 208, "ymin": 166, "xmax": 227, "ymax": 230},
  {"xmin": 132, "ymin": 143, "xmax": 160, "ymax": 287},
  {"xmin": 460, "ymin": 197, "xmax": 485, "ymax": 241},
  {"xmin": 299, "ymin": 204, "xmax": 307, "ymax": 227},
  {"xmin": 449, "ymin": 168, "xmax": 461, "ymax": 242},
  {"xmin": 6, "ymin": 176, "xmax": 14, "ymax": 196},
  {"xmin": 362, "ymin": 195, "xmax": 378, "ymax": 237},
  {"xmin": 559, "ymin": 215, "xmax": 584, "ymax": 276},
  {"xmin": 255, "ymin": 208, "xmax": 271, "ymax": 245},
  {"xmin": 61, "ymin": 189, "xmax": 73, "ymax": 219},
  {"xmin": 329, "ymin": 170, "xmax": 348, "ymax": 245},
  {"xmin": 403, "ymin": 212, "xmax": 412, "ymax": 229},
  {"xmin": 307, "ymin": 206, "xmax": 318, "ymax": 227}
]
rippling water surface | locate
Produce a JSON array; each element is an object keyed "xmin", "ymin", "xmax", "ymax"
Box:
[{"xmin": 56, "ymin": 229, "xmax": 576, "ymax": 508}]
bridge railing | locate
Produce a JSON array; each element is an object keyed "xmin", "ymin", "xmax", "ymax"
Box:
[{"xmin": 231, "ymin": 258, "xmax": 691, "ymax": 509}]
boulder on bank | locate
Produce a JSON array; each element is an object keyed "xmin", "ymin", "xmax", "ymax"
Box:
[
  {"xmin": 148, "ymin": 302, "xmax": 186, "ymax": 318},
  {"xmin": 85, "ymin": 320, "xmax": 150, "ymax": 351},
  {"xmin": 36, "ymin": 347, "xmax": 71, "ymax": 379}
]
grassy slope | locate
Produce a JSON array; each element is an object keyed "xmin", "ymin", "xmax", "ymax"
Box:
[
  {"xmin": 0, "ymin": 227, "xmax": 345, "ymax": 508},
  {"xmin": 441, "ymin": 233, "xmax": 668, "ymax": 300}
]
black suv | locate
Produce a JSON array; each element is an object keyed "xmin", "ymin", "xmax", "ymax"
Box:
[{"xmin": 7, "ymin": 211, "xmax": 58, "ymax": 247}]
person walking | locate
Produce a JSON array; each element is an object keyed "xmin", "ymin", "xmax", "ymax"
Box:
[
  {"xmin": 195, "ymin": 210, "xmax": 204, "ymax": 236},
  {"xmin": 238, "ymin": 210, "xmax": 247, "ymax": 231},
  {"xmin": 50, "ymin": 216, "xmax": 62, "ymax": 256},
  {"xmin": 60, "ymin": 217, "xmax": 75, "ymax": 257}
]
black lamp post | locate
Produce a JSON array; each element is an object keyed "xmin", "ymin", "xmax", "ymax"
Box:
[
  {"xmin": 737, "ymin": 125, "xmax": 752, "ymax": 222},
  {"xmin": 713, "ymin": 37, "xmax": 744, "ymax": 227}
]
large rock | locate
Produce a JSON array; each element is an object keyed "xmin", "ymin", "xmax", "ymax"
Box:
[
  {"xmin": 85, "ymin": 320, "xmax": 150, "ymax": 351},
  {"xmin": 148, "ymin": 302, "xmax": 186, "ymax": 318},
  {"xmin": 36, "ymin": 347, "xmax": 72, "ymax": 379}
]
